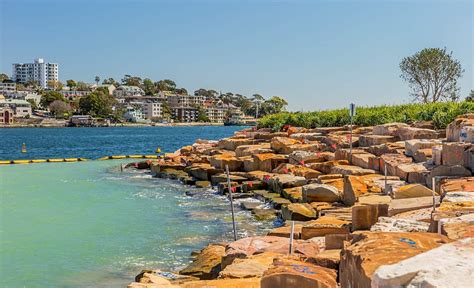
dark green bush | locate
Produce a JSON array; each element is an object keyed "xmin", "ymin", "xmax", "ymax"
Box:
[{"xmin": 258, "ymin": 101, "xmax": 474, "ymax": 131}]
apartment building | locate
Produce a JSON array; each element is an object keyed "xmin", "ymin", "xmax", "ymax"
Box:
[
  {"xmin": 0, "ymin": 99, "xmax": 32, "ymax": 117},
  {"xmin": 172, "ymin": 107, "xmax": 198, "ymax": 122},
  {"xmin": 142, "ymin": 102, "xmax": 163, "ymax": 120},
  {"xmin": 167, "ymin": 94, "xmax": 205, "ymax": 108},
  {"xmin": 12, "ymin": 58, "xmax": 59, "ymax": 89},
  {"xmin": 113, "ymin": 86, "xmax": 145, "ymax": 98},
  {"xmin": 0, "ymin": 82, "xmax": 16, "ymax": 93}
]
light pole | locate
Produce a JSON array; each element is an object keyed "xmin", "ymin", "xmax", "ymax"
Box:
[{"xmin": 254, "ymin": 99, "xmax": 262, "ymax": 119}]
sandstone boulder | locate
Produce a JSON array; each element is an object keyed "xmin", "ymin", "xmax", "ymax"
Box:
[
  {"xmin": 380, "ymin": 153, "xmax": 413, "ymax": 177},
  {"xmin": 219, "ymin": 252, "xmax": 280, "ymax": 279},
  {"xmin": 389, "ymin": 196, "xmax": 440, "ymax": 216},
  {"xmin": 359, "ymin": 135, "xmax": 396, "ymax": 147},
  {"xmin": 302, "ymin": 184, "xmax": 341, "ymax": 203},
  {"xmin": 301, "ymin": 216, "xmax": 350, "ymax": 239},
  {"xmin": 430, "ymin": 165, "xmax": 472, "ymax": 179},
  {"xmin": 309, "ymin": 160, "xmax": 349, "ymax": 174},
  {"xmin": 268, "ymin": 174, "xmax": 307, "ymax": 194},
  {"xmin": 373, "ymin": 122, "xmax": 409, "ymax": 136},
  {"xmin": 391, "ymin": 183, "xmax": 436, "ymax": 199},
  {"xmin": 282, "ymin": 186, "xmax": 303, "ymax": 203},
  {"xmin": 438, "ymin": 213, "xmax": 474, "ymax": 240},
  {"xmin": 372, "ymin": 237, "xmax": 473, "ymax": 288},
  {"xmin": 404, "ymin": 139, "xmax": 441, "ymax": 156},
  {"xmin": 261, "ymin": 258, "xmax": 338, "ymax": 288},
  {"xmin": 351, "ymin": 204, "xmax": 388, "ymax": 230},
  {"xmin": 442, "ymin": 142, "xmax": 472, "ymax": 166},
  {"xmin": 397, "ymin": 127, "xmax": 438, "ymax": 141},
  {"xmin": 235, "ymin": 144, "xmax": 272, "ymax": 157},
  {"xmin": 180, "ymin": 244, "xmax": 226, "ymax": 280},
  {"xmin": 251, "ymin": 153, "xmax": 288, "ymax": 172},
  {"xmin": 446, "ymin": 113, "xmax": 474, "ymax": 142},
  {"xmin": 339, "ymin": 232, "xmax": 451, "ymax": 288},
  {"xmin": 281, "ymin": 203, "xmax": 317, "ymax": 221},
  {"xmin": 370, "ymin": 216, "xmax": 429, "ymax": 232},
  {"xmin": 218, "ymin": 138, "xmax": 256, "ymax": 151},
  {"xmin": 208, "ymin": 154, "xmax": 243, "ymax": 171},
  {"xmin": 330, "ymin": 165, "xmax": 376, "ymax": 176},
  {"xmin": 270, "ymin": 137, "xmax": 300, "ymax": 154},
  {"xmin": 181, "ymin": 278, "xmax": 261, "ymax": 288}
]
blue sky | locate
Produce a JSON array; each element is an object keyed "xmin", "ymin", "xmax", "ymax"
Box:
[{"xmin": 1, "ymin": 0, "xmax": 472, "ymax": 111}]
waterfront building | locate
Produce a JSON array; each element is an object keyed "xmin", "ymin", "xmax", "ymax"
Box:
[
  {"xmin": 0, "ymin": 82, "xmax": 16, "ymax": 93},
  {"xmin": 70, "ymin": 115, "xmax": 96, "ymax": 127},
  {"xmin": 205, "ymin": 101, "xmax": 238, "ymax": 123},
  {"xmin": 113, "ymin": 86, "xmax": 145, "ymax": 98},
  {"xmin": 172, "ymin": 106, "xmax": 198, "ymax": 122},
  {"xmin": 123, "ymin": 105, "xmax": 146, "ymax": 122},
  {"xmin": 0, "ymin": 107, "xmax": 14, "ymax": 124},
  {"xmin": 12, "ymin": 58, "xmax": 59, "ymax": 89},
  {"xmin": 167, "ymin": 94, "xmax": 205, "ymax": 108},
  {"xmin": 0, "ymin": 99, "xmax": 32, "ymax": 117},
  {"xmin": 142, "ymin": 101, "xmax": 163, "ymax": 120}
]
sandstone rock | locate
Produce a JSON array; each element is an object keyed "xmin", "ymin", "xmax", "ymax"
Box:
[
  {"xmin": 241, "ymin": 180, "xmax": 267, "ymax": 193},
  {"xmin": 342, "ymin": 175, "xmax": 369, "ymax": 206},
  {"xmin": 443, "ymin": 191, "xmax": 474, "ymax": 203},
  {"xmin": 186, "ymin": 163, "xmax": 223, "ymax": 181},
  {"xmin": 380, "ymin": 153, "xmax": 413, "ymax": 177},
  {"xmin": 373, "ymin": 122, "xmax": 409, "ymax": 136},
  {"xmin": 430, "ymin": 165, "xmax": 472, "ymax": 179},
  {"xmin": 261, "ymin": 258, "xmax": 338, "ymax": 288},
  {"xmin": 254, "ymin": 131, "xmax": 288, "ymax": 140},
  {"xmin": 464, "ymin": 146, "xmax": 474, "ymax": 171},
  {"xmin": 359, "ymin": 135, "xmax": 396, "ymax": 147},
  {"xmin": 240, "ymin": 200, "xmax": 261, "ymax": 210},
  {"xmin": 268, "ymin": 174, "xmax": 307, "ymax": 194},
  {"xmin": 195, "ymin": 181, "xmax": 211, "ymax": 188},
  {"xmin": 339, "ymin": 232, "xmax": 451, "ymax": 288},
  {"xmin": 438, "ymin": 201, "xmax": 474, "ymax": 214},
  {"xmin": 208, "ymin": 154, "xmax": 243, "ymax": 171},
  {"xmin": 282, "ymin": 186, "xmax": 303, "ymax": 203},
  {"xmin": 270, "ymin": 137, "xmax": 300, "ymax": 154},
  {"xmin": 288, "ymin": 150, "xmax": 327, "ymax": 165},
  {"xmin": 135, "ymin": 270, "xmax": 198, "ymax": 285},
  {"xmin": 235, "ymin": 144, "xmax": 272, "ymax": 157},
  {"xmin": 388, "ymin": 196, "xmax": 440, "ymax": 216},
  {"xmin": 397, "ymin": 127, "xmax": 438, "ymax": 141},
  {"xmin": 219, "ymin": 252, "xmax": 279, "ymax": 279},
  {"xmin": 351, "ymin": 152, "xmax": 378, "ymax": 170},
  {"xmin": 442, "ymin": 142, "xmax": 472, "ymax": 166},
  {"xmin": 301, "ymin": 216, "xmax": 351, "ymax": 239},
  {"xmin": 281, "ymin": 203, "xmax": 317, "ymax": 221},
  {"xmin": 412, "ymin": 148, "xmax": 433, "ymax": 162},
  {"xmin": 351, "ymin": 204, "xmax": 388, "ymax": 230},
  {"xmin": 404, "ymin": 139, "xmax": 441, "ymax": 156},
  {"xmin": 439, "ymin": 213, "xmax": 474, "ymax": 240},
  {"xmin": 252, "ymin": 208, "xmax": 278, "ymax": 221},
  {"xmin": 357, "ymin": 194, "xmax": 391, "ymax": 205},
  {"xmin": 251, "ymin": 153, "xmax": 288, "ymax": 172},
  {"xmin": 271, "ymin": 197, "xmax": 292, "ymax": 209},
  {"xmin": 440, "ymin": 177, "xmax": 474, "ymax": 193},
  {"xmin": 370, "ymin": 216, "xmax": 429, "ymax": 232},
  {"xmin": 290, "ymin": 132, "xmax": 323, "ymax": 141},
  {"xmin": 372, "ymin": 237, "xmax": 473, "ymax": 288},
  {"xmin": 222, "ymin": 236, "xmax": 320, "ymax": 268},
  {"xmin": 182, "ymin": 278, "xmax": 261, "ymax": 288},
  {"xmin": 267, "ymin": 224, "xmax": 303, "ymax": 239},
  {"xmin": 302, "ymin": 184, "xmax": 341, "ymax": 203},
  {"xmin": 307, "ymin": 249, "xmax": 341, "ymax": 270},
  {"xmin": 218, "ymin": 138, "xmax": 256, "ymax": 151},
  {"xmin": 272, "ymin": 163, "xmax": 322, "ymax": 179},
  {"xmin": 325, "ymin": 234, "xmax": 351, "ymax": 249},
  {"xmin": 180, "ymin": 244, "xmax": 226, "ymax": 279},
  {"xmin": 309, "ymin": 160, "xmax": 349, "ymax": 174},
  {"xmin": 391, "ymin": 183, "xmax": 436, "ymax": 199},
  {"xmin": 330, "ymin": 165, "xmax": 376, "ymax": 176},
  {"xmin": 446, "ymin": 113, "xmax": 474, "ymax": 142},
  {"xmin": 210, "ymin": 173, "xmax": 247, "ymax": 186}
]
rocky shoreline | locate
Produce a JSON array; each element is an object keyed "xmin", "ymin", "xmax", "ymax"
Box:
[{"xmin": 126, "ymin": 114, "xmax": 474, "ymax": 288}]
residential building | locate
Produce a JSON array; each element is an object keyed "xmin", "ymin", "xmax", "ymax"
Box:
[
  {"xmin": 59, "ymin": 90, "xmax": 90, "ymax": 100},
  {"xmin": 142, "ymin": 102, "xmax": 163, "ymax": 120},
  {"xmin": 123, "ymin": 105, "xmax": 146, "ymax": 122},
  {"xmin": 113, "ymin": 86, "xmax": 144, "ymax": 98},
  {"xmin": 0, "ymin": 99, "xmax": 32, "ymax": 117},
  {"xmin": 0, "ymin": 82, "xmax": 16, "ymax": 93},
  {"xmin": 205, "ymin": 101, "xmax": 238, "ymax": 123},
  {"xmin": 90, "ymin": 84, "xmax": 116, "ymax": 95},
  {"xmin": 70, "ymin": 115, "xmax": 96, "ymax": 127},
  {"xmin": 12, "ymin": 58, "xmax": 59, "ymax": 89},
  {"xmin": 167, "ymin": 94, "xmax": 205, "ymax": 108},
  {"xmin": 0, "ymin": 107, "xmax": 14, "ymax": 125},
  {"xmin": 24, "ymin": 92, "xmax": 42, "ymax": 106},
  {"xmin": 172, "ymin": 107, "xmax": 198, "ymax": 122}
]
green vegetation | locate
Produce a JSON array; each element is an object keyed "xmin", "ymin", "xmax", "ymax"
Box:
[{"xmin": 258, "ymin": 101, "xmax": 474, "ymax": 131}]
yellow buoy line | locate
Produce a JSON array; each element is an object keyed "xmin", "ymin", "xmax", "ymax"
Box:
[{"xmin": 0, "ymin": 155, "xmax": 161, "ymax": 165}]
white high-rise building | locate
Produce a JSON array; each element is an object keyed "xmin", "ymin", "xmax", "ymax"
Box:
[{"xmin": 12, "ymin": 58, "xmax": 59, "ymax": 89}]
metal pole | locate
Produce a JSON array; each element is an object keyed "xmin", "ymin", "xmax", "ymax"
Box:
[
  {"xmin": 255, "ymin": 102, "xmax": 259, "ymax": 119},
  {"xmin": 431, "ymin": 177, "xmax": 437, "ymax": 214},
  {"xmin": 289, "ymin": 221, "xmax": 295, "ymax": 255},
  {"xmin": 384, "ymin": 163, "xmax": 388, "ymax": 195},
  {"xmin": 349, "ymin": 115, "xmax": 353, "ymax": 165},
  {"xmin": 226, "ymin": 165, "xmax": 237, "ymax": 241}
]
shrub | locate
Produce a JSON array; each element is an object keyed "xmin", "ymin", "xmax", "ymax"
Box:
[{"xmin": 258, "ymin": 101, "xmax": 474, "ymax": 131}]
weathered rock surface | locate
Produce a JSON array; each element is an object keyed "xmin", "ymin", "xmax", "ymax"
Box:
[
  {"xmin": 261, "ymin": 258, "xmax": 338, "ymax": 288},
  {"xmin": 351, "ymin": 204, "xmax": 389, "ymax": 230},
  {"xmin": 372, "ymin": 237, "xmax": 474, "ymax": 288},
  {"xmin": 389, "ymin": 196, "xmax": 440, "ymax": 216},
  {"xmin": 302, "ymin": 184, "xmax": 341, "ymax": 203},
  {"xmin": 370, "ymin": 216, "xmax": 430, "ymax": 232},
  {"xmin": 339, "ymin": 232, "xmax": 451, "ymax": 288},
  {"xmin": 391, "ymin": 183, "xmax": 437, "ymax": 199},
  {"xmin": 250, "ymin": 153, "xmax": 287, "ymax": 172},
  {"xmin": 373, "ymin": 123, "xmax": 409, "ymax": 136},
  {"xmin": 281, "ymin": 203, "xmax": 317, "ymax": 221},
  {"xmin": 180, "ymin": 244, "xmax": 226, "ymax": 280},
  {"xmin": 301, "ymin": 216, "xmax": 350, "ymax": 239},
  {"xmin": 446, "ymin": 113, "xmax": 474, "ymax": 142},
  {"xmin": 219, "ymin": 252, "xmax": 279, "ymax": 279}
]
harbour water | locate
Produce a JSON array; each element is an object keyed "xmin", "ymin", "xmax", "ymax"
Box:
[{"xmin": 0, "ymin": 127, "xmax": 273, "ymax": 287}]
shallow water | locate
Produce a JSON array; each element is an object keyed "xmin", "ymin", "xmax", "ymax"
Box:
[{"xmin": 0, "ymin": 126, "xmax": 275, "ymax": 287}]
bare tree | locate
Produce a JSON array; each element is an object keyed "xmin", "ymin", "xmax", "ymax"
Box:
[{"xmin": 400, "ymin": 48, "xmax": 463, "ymax": 103}]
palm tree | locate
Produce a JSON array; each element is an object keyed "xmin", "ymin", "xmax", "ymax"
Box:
[{"xmin": 95, "ymin": 76, "xmax": 100, "ymax": 85}]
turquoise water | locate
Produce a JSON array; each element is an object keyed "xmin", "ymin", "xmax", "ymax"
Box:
[{"xmin": 0, "ymin": 127, "xmax": 273, "ymax": 287}]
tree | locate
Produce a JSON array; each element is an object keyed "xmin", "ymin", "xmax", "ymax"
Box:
[
  {"xmin": 95, "ymin": 76, "xmax": 100, "ymax": 85},
  {"xmin": 76, "ymin": 81, "xmax": 90, "ymax": 91},
  {"xmin": 47, "ymin": 80, "xmax": 63, "ymax": 90},
  {"xmin": 175, "ymin": 87, "xmax": 188, "ymax": 95},
  {"xmin": 155, "ymin": 79, "xmax": 176, "ymax": 92},
  {"xmin": 0, "ymin": 73, "xmax": 9, "ymax": 82},
  {"xmin": 49, "ymin": 100, "xmax": 72, "ymax": 118},
  {"xmin": 40, "ymin": 91, "xmax": 66, "ymax": 108},
  {"xmin": 143, "ymin": 78, "xmax": 155, "ymax": 95},
  {"xmin": 261, "ymin": 96, "xmax": 288, "ymax": 116},
  {"xmin": 102, "ymin": 78, "xmax": 119, "ymax": 87},
  {"xmin": 197, "ymin": 106, "xmax": 210, "ymax": 122},
  {"xmin": 467, "ymin": 90, "xmax": 474, "ymax": 102},
  {"xmin": 252, "ymin": 94, "xmax": 265, "ymax": 101},
  {"xmin": 121, "ymin": 75, "xmax": 142, "ymax": 87},
  {"xmin": 66, "ymin": 79, "xmax": 77, "ymax": 90},
  {"xmin": 26, "ymin": 99, "xmax": 38, "ymax": 110},
  {"xmin": 161, "ymin": 101, "xmax": 172, "ymax": 120},
  {"xmin": 400, "ymin": 48, "xmax": 464, "ymax": 103},
  {"xmin": 79, "ymin": 89, "xmax": 117, "ymax": 117},
  {"xmin": 25, "ymin": 80, "xmax": 40, "ymax": 89}
]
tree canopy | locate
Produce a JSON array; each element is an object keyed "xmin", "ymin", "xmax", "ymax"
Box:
[
  {"xmin": 40, "ymin": 91, "xmax": 66, "ymax": 108},
  {"xmin": 78, "ymin": 89, "xmax": 116, "ymax": 117},
  {"xmin": 400, "ymin": 48, "xmax": 464, "ymax": 103}
]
